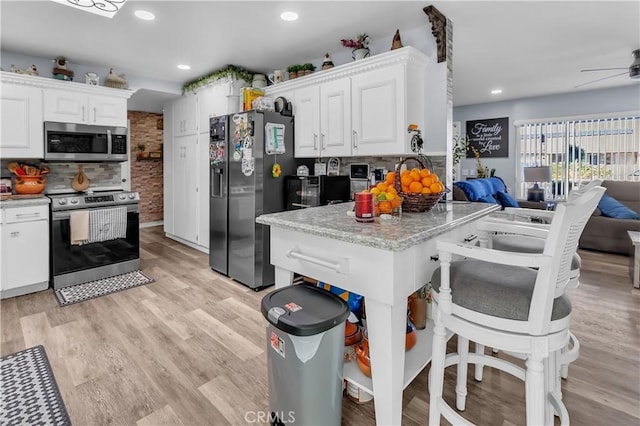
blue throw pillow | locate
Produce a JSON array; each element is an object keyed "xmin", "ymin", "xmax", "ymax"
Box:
[
  {"xmin": 495, "ymin": 191, "xmax": 520, "ymax": 208},
  {"xmin": 477, "ymin": 194, "xmax": 498, "ymax": 204},
  {"xmin": 597, "ymin": 194, "xmax": 640, "ymax": 219}
]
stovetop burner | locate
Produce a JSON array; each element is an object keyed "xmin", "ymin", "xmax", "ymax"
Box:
[{"xmin": 48, "ymin": 190, "xmax": 139, "ymax": 211}]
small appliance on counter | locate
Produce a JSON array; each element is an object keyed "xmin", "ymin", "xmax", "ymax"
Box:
[{"xmin": 284, "ymin": 175, "xmax": 351, "ymax": 210}]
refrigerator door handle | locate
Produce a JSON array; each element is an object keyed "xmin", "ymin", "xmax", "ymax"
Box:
[
  {"xmin": 321, "ymin": 133, "xmax": 326, "ymax": 150},
  {"xmin": 313, "ymin": 133, "xmax": 318, "ymax": 151}
]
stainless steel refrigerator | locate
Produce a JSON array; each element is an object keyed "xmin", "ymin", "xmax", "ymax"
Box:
[{"xmin": 209, "ymin": 111, "xmax": 297, "ymax": 290}]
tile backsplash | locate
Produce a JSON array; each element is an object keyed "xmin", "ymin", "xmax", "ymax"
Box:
[{"xmin": 0, "ymin": 160, "xmax": 122, "ymax": 193}]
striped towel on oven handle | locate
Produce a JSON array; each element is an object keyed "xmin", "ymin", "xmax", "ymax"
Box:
[{"xmin": 87, "ymin": 206, "xmax": 127, "ymax": 243}]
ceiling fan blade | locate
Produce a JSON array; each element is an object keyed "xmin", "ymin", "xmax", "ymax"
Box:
[
  {"xmin": 581, "ymin": 67, "xmax": 628, "ymax": 72},
  {"xmin": 574, "ymin": 71, "xmax": 628, "ymax": 88}
]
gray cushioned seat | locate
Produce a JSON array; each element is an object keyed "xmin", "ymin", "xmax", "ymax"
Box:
[
  {"xmin": 431, "ymin": 260, "xmax": 572, "ymax": 321},
  {"xmin": 492, "ymin": 235, "xmax": 581, "ymax": 270}
]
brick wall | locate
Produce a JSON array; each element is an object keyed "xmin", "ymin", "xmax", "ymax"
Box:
[{"xmin": 128, "ymin": 111, "xmax": 163, "ymax": 224}]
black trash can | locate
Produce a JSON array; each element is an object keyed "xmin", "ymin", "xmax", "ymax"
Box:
[{"xmin": 261, "ymin": 284, "xmax": 350, "ymax": 425}]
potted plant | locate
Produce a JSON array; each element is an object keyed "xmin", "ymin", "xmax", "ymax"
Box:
[
  {"xmin": 287, "ymin": 64, "xmax": 301, "ymax": 80},
  {"xmin": 136, "ymin": 143, "xmax": 148, "ymax": 160},
  {"xmin": 302, "ymin": 63, "xmax": 316, "ymax": 76},
  {"xmin": 341, "ymin": 33, "xmax": 370, "ymax": 60}
]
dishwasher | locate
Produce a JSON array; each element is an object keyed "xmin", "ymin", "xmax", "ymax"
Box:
[{"xmin": 0, "ymin": 203, "xmax": 50, "ymax": 299}]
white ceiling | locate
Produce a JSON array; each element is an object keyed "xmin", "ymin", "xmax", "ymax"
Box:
[{"xmin": 1, "ymin": 0, "xmax": 639, "ymax": 110}]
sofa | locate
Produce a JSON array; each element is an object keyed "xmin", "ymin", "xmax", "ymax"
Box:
[
  {"xmin": 452, "ymin": 177, "xmax": 509, "ymax": 204},
  {"xmin": 579, "ymin": 180, "xmax": 640, "ymax": 255}
]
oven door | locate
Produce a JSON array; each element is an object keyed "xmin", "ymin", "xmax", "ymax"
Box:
[{"xmin": 50, "ymin": 204, "xmax": 140, "ymax": 287}]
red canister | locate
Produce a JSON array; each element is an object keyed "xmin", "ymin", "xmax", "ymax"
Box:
[{"xmin": 355, "ymin": 192, "xmax": 375, "ymax": 222}]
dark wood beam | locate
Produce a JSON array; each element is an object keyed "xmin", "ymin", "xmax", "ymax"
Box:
[{"xmin": 424, "ymin": 5, "xmax": 447, "ymax": 63}]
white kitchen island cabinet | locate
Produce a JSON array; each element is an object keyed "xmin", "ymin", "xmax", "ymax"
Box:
[{"xmin": 257, "ymin": 201, "xmax": 499, "ymax": 425}]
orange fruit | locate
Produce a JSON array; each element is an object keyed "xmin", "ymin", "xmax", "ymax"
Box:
[
  {"xmin": 421, "ymin": 177, "xmax": 433, "ymax": 187},
  {"xmin": 430, "ymin": 182, "xmax": 444, "ymax": 193},
  {"xmin": 410, "ymin": 167, "xmax": 420, "ymax": 174},
  {"xmin": 409, "ymin": 181, "xmax": 423, "ymax": 193},
  {"xmin": 386, "ymin": 171, "xmax": 395, "ymax": 184},
  {"xmin": 378, "ymin": 201, "xmax": 392, "ymax": 214},
  {"xmin": 387, "ymin": 186, "xmax": 397, "ymax": 195},
  {"xmin": 391, "ymin": 196, "xmax": 402, "ymax": 208},
  {"xmin": 431, "ymin": 174, "xmax": 440, "ymax": 182},
  {"xmin": 401, "ymin": 185, "xmax": 409, "ymax": 193},
  {"xmin": 409, "ymin": 170, "xmax": 421, "ymax": 182},
  {"xmin": 374, "ymin": 206, "xmax": 381, "ymax": 216},
  {"xmin": 400, "ymin": 175, "xmax": 413, "ymax": 187},
  {"xmin": 376, "ymin": 182, "xmax": 388, "ymax": 192},
  {"xmin": 400, "ymin": 170, "xmax": 410, "ymax": 178},
  {"xmin": 420, "ymin": 169, "xmax": 431, "ymax": 178},
  {"xmin": 421, "ymin": 187, "xmax": 432, "ymax": 194}
]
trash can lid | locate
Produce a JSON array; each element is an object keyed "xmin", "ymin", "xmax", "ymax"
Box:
[{"xmin": 261, "ymin": 284, "xmax": 350, "ymax": 336}]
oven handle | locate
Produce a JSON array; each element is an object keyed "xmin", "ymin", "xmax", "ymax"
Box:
[{"xmin": 52, "ymin": 205, "xmax": 139, "ymax": 220}]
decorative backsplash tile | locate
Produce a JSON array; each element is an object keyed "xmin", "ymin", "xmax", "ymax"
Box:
[{"xmin": 44, "ymin": 162, "xmax": 122, "ymax": 192}]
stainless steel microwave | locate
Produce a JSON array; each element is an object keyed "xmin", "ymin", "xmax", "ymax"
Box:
[{"xmin": 44, "ymin": 122, "xmax": 128, "ymax": 162}]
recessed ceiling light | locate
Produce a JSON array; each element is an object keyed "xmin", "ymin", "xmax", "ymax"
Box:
[
  {"xmin": 177, "ymin": 64, "xmax": 191, "ymax": 70},
  {"xmin": 280, "ymin": 11, "xmax": 298, "ymax": 21},
  {"xmin": 491, "ymin": 89, "xmax": 503, "ymax": 95},
  {"xmin": 134, "ymin": 10, "xmax": 155, "ymax": 20}
]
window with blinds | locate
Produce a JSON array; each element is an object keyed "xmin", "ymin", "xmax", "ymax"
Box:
[{"xmin": 516, "ymin": 114, "xmax": 640, "ymax": 199}]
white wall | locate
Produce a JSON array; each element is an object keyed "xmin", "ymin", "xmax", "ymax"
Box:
[{"xmin": 453, "ymin": 85, "xmax": 640, "ymax": 192}]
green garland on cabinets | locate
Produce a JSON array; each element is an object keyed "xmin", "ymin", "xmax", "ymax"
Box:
[{"xmin": 182, "ymin": 65, "xmax": 253, "ymax": 93}]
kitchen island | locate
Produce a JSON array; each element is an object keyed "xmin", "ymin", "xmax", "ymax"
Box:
[{"xmin": 256, "ymin": 201, "xmax": 499, "ymax": 425}]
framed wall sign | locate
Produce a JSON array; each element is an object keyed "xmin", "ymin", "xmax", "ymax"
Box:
[{"xmin": 465, "ymin": 117, "xmax": 509, "ymax": 158}]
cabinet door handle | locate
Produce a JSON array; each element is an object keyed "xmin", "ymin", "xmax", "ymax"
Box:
[
  {"xmin": 321, "ymin": 133, "xmax": 326, "ymax": 150},
  {"xmin": 352, "ymin": 130, "xmax": 358, "ymax": 148},
  {"xmin": 82, "ymin": 106, "xmax": 85, "ymax": 122},
  {"xmin": 313, "ymin": 134, "xmax": 318, "ymax": 151},
  {"xmin": 93, "ymin": 107, "xmax": 97, "ymax": 123},
  {"xmin": 15, "ymin": 212, "xmax": 41, "ymax": 218},
  {"xmin": 286, "ymin": 246, "xmax": 350, "ymax": 275}
]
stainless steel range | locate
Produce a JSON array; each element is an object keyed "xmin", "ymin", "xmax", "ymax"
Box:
[{"xmin": 48, "ymin": 190, "xmax": 140, "ymax": 289}]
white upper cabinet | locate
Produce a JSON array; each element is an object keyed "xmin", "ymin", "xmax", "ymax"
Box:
[
  {"xmin": 172, "ymin": 94, "xmax": 197, "ymax": 136},
  {"xmin": 44, "ymin": 89, "xmax": 127, "ymax": 127},
  {"xmin": 351, "ymin": 64, "xmax": 404, "ymax": 156},
  {"xmin": 0, "ymin": 82, "xmax": 43, "ymax": 159},
  {"xmin": 265, "ymin": 46, "xmax": 428, "ymax": 158},
  {"xmin": 292, "ymin": 86, "xmax": 320, "ymax": 157},
  {"xmin": 319, "ymin": 78, "xmax": 352, "ymax": 157}
]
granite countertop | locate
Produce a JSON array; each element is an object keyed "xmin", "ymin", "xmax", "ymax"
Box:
[
  {"xmin": 0, "ymin": 195, "xmax": 50, "ymax": 208},
  {"xmin": 256, "ymin": 201, "xmax": 500, "ymax": 252}
]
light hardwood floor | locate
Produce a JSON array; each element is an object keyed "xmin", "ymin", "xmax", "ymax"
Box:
[{"xmin": 1, "ymin": 226, "xmax": 639, "ymax": 425}]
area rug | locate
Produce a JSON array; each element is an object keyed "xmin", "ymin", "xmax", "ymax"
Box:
[
  {"xmin": 54, "ymin": 270, "xmax": 154, "ymax": 306},
  {"xmin": 0, "ymin": 345, "xmax": 71, "ymax": 426}
]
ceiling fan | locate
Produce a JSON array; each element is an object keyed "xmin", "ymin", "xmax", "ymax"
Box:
[{"xmin": 574, "ymin": 49, "xmax": 640, "ymax": 88}]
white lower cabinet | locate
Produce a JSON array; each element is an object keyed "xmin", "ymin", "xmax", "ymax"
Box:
[
  {"xmin": 171, "ymin": 134, "xmax": 198, "ymax": 244},
  {"xmin": 0, "ymin": 204, "xmax": 49, "ymax": 299}
]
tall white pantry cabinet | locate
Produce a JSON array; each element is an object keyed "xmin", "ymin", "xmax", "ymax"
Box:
[{"xmin": 163, "ymin": 79, "xmax": 244, "ymax": 251}]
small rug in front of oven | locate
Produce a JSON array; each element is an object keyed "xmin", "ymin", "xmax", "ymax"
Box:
[
  {"xmin": 0, "ymin": 345, "xmax": 72, "ymax": 426},
  {"xmin": 54, "ymin": 271, "xmax": 155, "ymax": 306}
]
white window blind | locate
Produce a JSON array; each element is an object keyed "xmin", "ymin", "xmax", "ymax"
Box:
[{"xmin": 516, "ymin": 114, "xmax": 640, "ymax": 199}]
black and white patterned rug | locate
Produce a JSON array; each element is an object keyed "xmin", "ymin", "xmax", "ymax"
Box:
[
  {"xmin": 0, "ymin": 345, "xmax": 71, "ymax": 426},
  {"xmin": 54, "ymin": 271, "xmax": 155, "ymax": 306}
]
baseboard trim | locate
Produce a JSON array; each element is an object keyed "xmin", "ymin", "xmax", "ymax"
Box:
[{"xmin": 140, "ymin": 221, "xmax": 163, "ymax": 229}]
